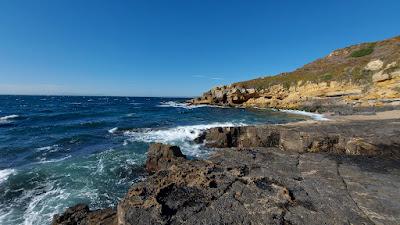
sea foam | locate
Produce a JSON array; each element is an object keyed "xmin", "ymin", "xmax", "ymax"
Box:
[
  {"xmin": 0, "ymin": 114, "xmax": 19, "ymax": 123},
  {"xmin": 157, "ymin": 101, "xmax": 209, "ymax": 109},
  {"xmin": 123, "ymin": 122, "xmax": 246, "ymax": 157},
  {"xmin": 124, "ymin": 122, "xmax": 246, "ymax": 143},
  {"xmin": 0, "ymin": 169, "xmax": 16, "ymax": 183},
  {"xmin": 280, "ymin": 109, "xmax": 329, "ymax": 121},
  {"xmin": 108, "ymin": 127, "xmax": 119, "ymax": 134}
]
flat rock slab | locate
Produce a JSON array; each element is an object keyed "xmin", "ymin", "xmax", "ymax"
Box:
[{"xmin": 114, "ymin": 147, "xmax": 400, "ymax": 225}]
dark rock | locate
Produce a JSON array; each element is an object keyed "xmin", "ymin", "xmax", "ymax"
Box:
[
  {"xmin": 54, "ymin": 119, "xmax": 400, "ymax": 225},
  {"xmin": 196, "ymin": 120, "xmax": 400, "ymax": 158},
  {"xmin": 52, "ymin": 204, "xmax": 90, "ymax": 225},
  {"xmin": 146, "ymin": 143, "xmax": 187, "ymax": 174},
  {"xmin": 52, "ymin": 204, "xmax": 117, "ymax": 225}
]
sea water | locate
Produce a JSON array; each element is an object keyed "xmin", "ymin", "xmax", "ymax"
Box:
[{"xmin": 0, "ymin": 95, "xmax": 323, "ymax": 225}]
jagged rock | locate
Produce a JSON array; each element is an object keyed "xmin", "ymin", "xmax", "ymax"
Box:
[
  {"xmin": 372, "ymin": 71, "xmax": 391, "ymax": 82},
  {"xmin": 52, "ymin": 204, "xmax": 90, "ymax": 225},
  {"xmin": 196, "ymin": 120, "xmax": 400, "ymax": 157},
  {"xmin": 345, "ymin": 138, "xmax": 378, "ymax": 155},
  {"xmin": 117, "ymin": 146, "xmax": 400, "ymax": 225},
  {"xmin": 52, "ymin": 204, "xmax": 117, "ymax": 225},
  {"xmin": 146, "ymin": 143, "xmax": 186, "ymax": 174}
]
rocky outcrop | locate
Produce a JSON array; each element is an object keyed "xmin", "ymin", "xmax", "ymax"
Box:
[
  {"xmin": 53, "ymin": 119, "xmax": 400, "ymax": 225},
  {"xmin": 194, "ymin": 120, "xmax": 400, "ymax": 158},
  {"xmin": 52, "ymin": 204, "xmax": 116, "ymax": 225},
  {"xmin": 189, "ymin": 36, "xmax": 400, "ymax": 111},
  {"xmin": 146, "ymin": 143, "xmax": 186, "ymax": 174}
]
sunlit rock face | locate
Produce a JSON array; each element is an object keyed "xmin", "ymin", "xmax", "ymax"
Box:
[{"xmin": 189, "ymin": 36, "xmax": 400, "ymax": 111}]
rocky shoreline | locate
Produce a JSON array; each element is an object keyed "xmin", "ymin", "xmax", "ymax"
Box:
[
  {"xmin": 52, "ymin": 115, "xmax": 400, "ymax": 225},
  {"xmin": 52, "ymin": 36, "xmax": 400, "ymax": 225}
]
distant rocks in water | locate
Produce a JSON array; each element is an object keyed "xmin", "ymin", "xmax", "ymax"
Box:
[{"xmin": 145, "ymin": 143, "xmax": 187, "ymax": 174}]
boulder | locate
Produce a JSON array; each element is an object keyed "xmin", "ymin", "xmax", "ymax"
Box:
[
  {"xmin": 146, "ymin": 143, "xmax": 186, "ymax": 174},
  {"xmin": 365, "ymin": 59, "xmax": 384, "ymax": 71},
  {"xmin": 52, "ymin": 204, "xmax": 90, "ymax": 225},
  {"xmin": 345, "ymin": 138, "xmax": 378, "ymax": 155},
  {"xmin": 372, "ymin": 71, "xmax": 391, "ymax": 82},
  {"xmin": 52, "ymin": 204, "xmax": 117, "ymax": 225}
]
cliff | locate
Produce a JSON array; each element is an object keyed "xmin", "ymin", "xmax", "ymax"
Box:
[{"xmin": 189, "ymin": 36, "xmax": 400, "ymax": 112}]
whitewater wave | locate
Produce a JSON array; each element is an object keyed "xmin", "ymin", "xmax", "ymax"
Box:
[
  {"xmin": 280, "ymin": 109, "xmax": 329, "ymax": 121},
  {"xmin": 0, "ymin": 114, "xmax": 19, "ymax": 124},
  {"xmin": 36, "ymin": 145, "xmax": 59, "ymax": 152},
  {"xmin": 123, "ymin": 122, "xmax": 246, "ymax": 157},
  {"xmin": 37, "ymin": 155, "xmax": 72, "ymax": 164},
  {"xmin": 0, "ymin": 169, "xmax": 16, "ymax": 183},
  {"xmin": 157, "ymin": 101, "xmax": 209, "ymax": 109},
  {"xmin": 22, "ymin": 182, "xmax": 70, "ymax": 225},
  {"xmin": 108, "ymin": 127, "xmax": 118, "ymax": 134},
  {"xmin": 124, "ymin": 122, "xmax": 245, "ymax": 143}
]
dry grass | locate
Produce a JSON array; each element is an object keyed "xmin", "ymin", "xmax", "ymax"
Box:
[{"xmin": 234, "ymin": 36, "xmax": 400, "ymax": 89}]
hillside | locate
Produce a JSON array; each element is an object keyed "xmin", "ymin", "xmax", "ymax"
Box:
[{"xmin": 190, "ymin": 36, "xmax": 400, "ymax": 112}]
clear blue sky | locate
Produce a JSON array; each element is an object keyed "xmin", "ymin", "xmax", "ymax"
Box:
[{"xmin": 0, "ymin": 0, "xmax": 399, "ymax": 97}]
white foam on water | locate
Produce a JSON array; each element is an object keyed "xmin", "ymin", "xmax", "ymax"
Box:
[
  {"xmin": 36, "ymin": 145, "xmax": 59, "ymax": 152},
  {"xmin": 124, "ymin": 122, "xmax": 247, "ymax": 157},
  {"xmin": 124, "ymin": 122, "xmax": 245, "ymax": 143},
  {"xmin": 280, "ymin": 109, "xmax": 329, "ymax": 121},
  {"xmin": 0, "ymin": 208, "xmax": 15, "ymax": 225},
  {"xmin": 157, "ymin": 101, "xmax": 209, "ymax": 109},
  {"xmin": 0, "ymin": 169, "xmax": 16, "ymax": 183},
  {"xmin": 37, "ymin": 155, "xmax": 72, "ymax": 164},
  {"xmin": 22, "ymin": 183, "xmax": 70, "ymax": 225},
  {"xmin": 0, "ymin": 114, "xmax": 19, "ymax": 124},
  {"xmin": 108, "ymin": 127, "xmax": 118, "ymax": 134}
]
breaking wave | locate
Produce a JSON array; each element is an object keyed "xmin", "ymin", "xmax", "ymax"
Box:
[
  {"xmin": 123, "ymin": 122, "xmax": 246, "ymax": 157},
  {"xmin": 0, "ymin": 114, "xmax": 19, "ymax": 123},
  {"xmin": 157, "ymin": 101, "xmax": 209, "ymax": 109},
  {"xmin": 279, "ymin": 109, "xmax": 329, "ymax": 121},
  {"xmin": 0, "ymin": 169, "xmax": 16, "ymax": 183}
]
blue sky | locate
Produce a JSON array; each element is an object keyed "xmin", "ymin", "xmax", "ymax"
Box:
[{"xmin": 0, "ymin": 0, "xmax": 399, "ymax": 97}]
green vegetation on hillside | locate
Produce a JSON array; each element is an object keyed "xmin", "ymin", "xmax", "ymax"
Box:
[
  {"xmin": 233, "ymin": 36, "xmax": 400, "ymax": 90},
  {"xmin": 350, "ymin": 43, "xmax": 375, "ymax": 58}
]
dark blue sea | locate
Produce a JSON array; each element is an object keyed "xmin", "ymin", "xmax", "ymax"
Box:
[{"xmin": 0, "ymin": 95, "xmax": 317, "ymax": 224}]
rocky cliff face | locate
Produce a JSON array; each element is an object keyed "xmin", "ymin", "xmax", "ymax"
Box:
[{"xmin": 189, "ymin": 36, "xmax": 400, "ymax": 111}]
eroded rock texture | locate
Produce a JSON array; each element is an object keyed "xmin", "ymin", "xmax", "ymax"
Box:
[
  {"xmin": 196, "ymin": 119, "xmax": 400, "ymax": 158},
  {"xmin": 146, "ymin": 143, "xmax": 186, "ymax": 174},
  {"xmin": 53, "ymin": 120, "xmax": 400, "ymax": 225},
  {"xmin": 115, "ymin": 147, "xmax": 400, "ymax": 225}
]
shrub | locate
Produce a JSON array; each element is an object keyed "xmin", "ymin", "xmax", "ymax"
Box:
[
  {"xmin": 321, "ymin": 73, "xmax": 333, "ymax": 81},
  {"xmin": 350, "ymin": 44, "xmax": 375, "ymax": 58}
]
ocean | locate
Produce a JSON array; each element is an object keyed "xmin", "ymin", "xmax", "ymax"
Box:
[{"xmin": 0, "ymin": 95, "xmax": 316, "ymax": 225}]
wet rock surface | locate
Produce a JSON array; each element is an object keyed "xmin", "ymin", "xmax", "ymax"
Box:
[{"xmin": 53, "ymin": 120, "xmax": 400, "ymax": 225}]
